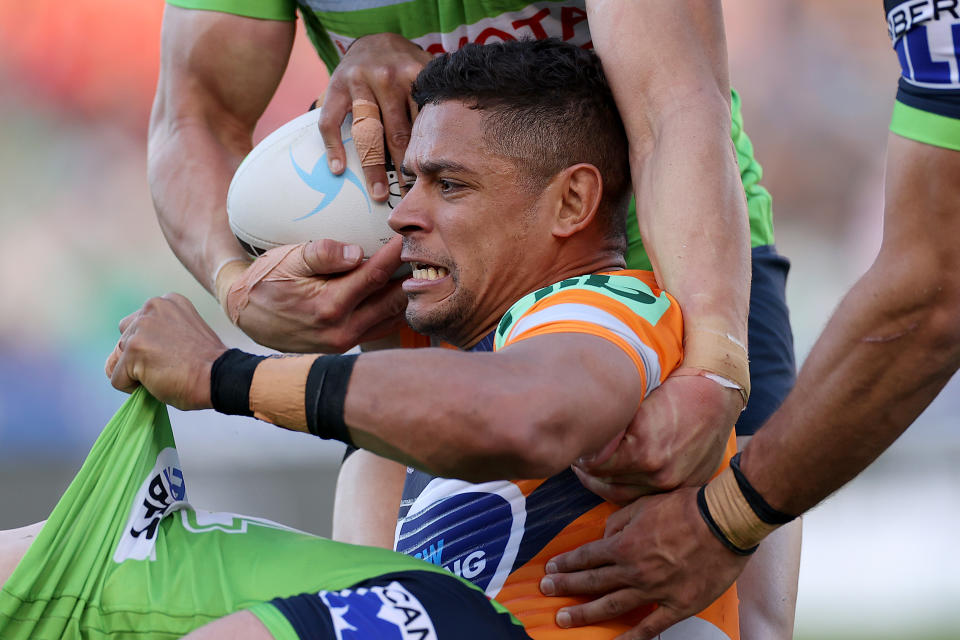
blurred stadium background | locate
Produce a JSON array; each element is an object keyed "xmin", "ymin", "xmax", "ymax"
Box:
[{"xmin": 0, "ymin": 1, "xmax": 957, "ymax": 638}]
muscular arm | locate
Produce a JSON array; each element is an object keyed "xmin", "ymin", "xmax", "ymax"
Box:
[
  {"xmin": 343, "ymin": 335, "xmax": 642, "ymax": 480},
  {"xmin": 148, "ymin": 6, "xmax": 294, "ymax": 293},
  {"xmin": 587, "ymin": 0, "xmax": 750, "ymax": 372},
  {"xmin": 743, "ymin": 133, "xmax": 960, "ymax": 514}
]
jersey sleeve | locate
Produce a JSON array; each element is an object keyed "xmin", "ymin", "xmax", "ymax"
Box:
[
  {"xmin": 493, "ymin": 271, "xmax": 683, "ymax": 400},
  {"xmin": 886, "ymin": 0, "xmax": 960, "ymax": 150},
  {"xmin": 166, "ymin": 0, "xmax": 296, "ymax": 21}
]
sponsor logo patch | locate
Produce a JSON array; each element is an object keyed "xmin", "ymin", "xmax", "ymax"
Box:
[
  {"xmin": 321, "ymin": 581, "xmax": 438, "ymax": 640},
  {"xmin": 395, "ymin": 479, "xmax": 526, "ymax": 597},
  {"xmin": 113, "ymin": 447, "xmax": 188, "ymax": 562}
]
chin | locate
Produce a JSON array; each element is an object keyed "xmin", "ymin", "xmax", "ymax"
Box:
[{"xmin": 406, "ymin": 302, "xmax": 470, "ymax": 346}]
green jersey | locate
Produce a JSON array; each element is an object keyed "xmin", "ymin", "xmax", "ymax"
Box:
[
  {"xmin": 0, "ymin": 389, "xmax": 521, "ymax": 639},
  {"xmin": 166, "ymin": 0, "xmax": 776, "ymax": 268}
]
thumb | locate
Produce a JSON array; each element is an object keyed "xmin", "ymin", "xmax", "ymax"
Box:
[
  {"xmin": 627, "ymin": 606, "xmax": 683, "ymax": 640},
  {"xmin": 302, "ymin": 239, "xmax": 365, "ymax": 275}
]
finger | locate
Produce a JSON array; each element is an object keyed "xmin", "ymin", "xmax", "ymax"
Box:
[
  {"xmin": 318, "ymin": 83, "xmax": 352, "ymax": 175},
  {"xmin": 118, "ymin": 309, "xmax": 141, "ymax": 334},
  {"xmin": 350, "ymin": 282, "xmax": 408, "ymax": 338},
  {"xmin": 351, "ymin": 97, "xmax": 389, "ymax": 201},
  {"xmin": 302, "ymin": 239, "xmax": 366, "ymax": 275},
  {"xmin": 361, "ymin": 235, "xmax": 403, "ymax": 275},
  {"xmin": 617, "ymin": 606, "xmax": 684, "ymax": 640},
  {"xmin": 355, "ymin": 312, "xmax": 408, "ymax": 345},
  {"xmin": 313, "ymin": 238, "xmax": 404, "ymax": 324},
  {"xmin": 577, "ymin": 427, "xmax": 626, "ymax": 468},
  {"xmin": 571, "ymin": 466, "xmax": 650, "ymax": 506},
  {"xmin": 603, "ymin": 497, "xmax": 650, "ymax": 536},
  {"xmin": 541, "ymin": 564, "xmax": 624, "ymax": 597},
  {"xmin": 375, "ymin": 88, "xmax": 414, "ymax": 183},
  {"xmin": 556, "ymin": 589, "xmax": 652, "ymax": 629},
  {"xmin": 109, "ymin": 350, "xmax": 140, "ymax": 394},
  {"xmin": 105, "ymin": 343, "xmax": 121, "ymax": 379},
  {"xmin": 362, "ymin": 164, "xmax": 390, "ymax": 201},
  {"xmin": 545, "ymin": 535, "xmax": 617, "ymax": 574}
]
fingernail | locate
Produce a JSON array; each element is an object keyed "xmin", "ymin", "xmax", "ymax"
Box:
[
  {"xmin": 540, "ymin": 577, "xmax": 555, "ymax": 595},
  {"xmin": 556, "ymin": 610, "xmax": 572, "ymax": 628},
  {"xmin": 343, "ymin": 245, "xmax": 362, "ymax": 262},
  {"xmin": 373, "ymin": 182, "xmax": 387, "ymax": 199},
  {"xmin": 330, "ymin": 158, "xmax": 343, "ymax": 173},
  {"xmin": 545, "ymin": 561, "xmax": 558, "ymax": 574}
]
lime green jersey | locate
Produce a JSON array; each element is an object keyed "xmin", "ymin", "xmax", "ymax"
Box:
[
  {"xmin": 166, "ymin": 0, "xmax": 776, "ymax": 268},
  {"xmin": 0, "ymin": 389, "xmax": 513, "ymax": 639}
]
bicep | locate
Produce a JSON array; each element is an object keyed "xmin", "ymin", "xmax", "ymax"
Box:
[
  {"xmin": 152, "ymin": 5, "xmax": 295, "ymax": 148},
  {"xmin": 497, "ymin": 332, "xmax": 647, "ymax": 457}
]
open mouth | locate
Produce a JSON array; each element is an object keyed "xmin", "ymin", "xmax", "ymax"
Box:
[{"xmin": 410, "ymin": 262, "xmax": 450, "ymax": 281}]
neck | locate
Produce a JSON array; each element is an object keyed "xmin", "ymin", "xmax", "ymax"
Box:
[{"xmin": 450, "ymin": 249, "xmax": 626, "ymax": 350}]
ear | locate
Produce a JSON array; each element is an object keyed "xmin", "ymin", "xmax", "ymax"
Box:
[{"xmin": 550, "ymin": 163, "xmax": 603, "ymax": 238}]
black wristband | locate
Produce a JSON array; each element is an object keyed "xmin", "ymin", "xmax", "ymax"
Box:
[
  {"xmin": 305, "ymin": 354, "xmax": 359, "ymax": 446},
  {"xmin": 210, "ymin": 349, "xmax": 267, "ymax": 417},
  {"xmin": 696, "ymin": 485, "xmax": 758, "ymax": 556},
  {"xmin": 729, "ymin": 452, "xmax": 797, "ymax": 525}
]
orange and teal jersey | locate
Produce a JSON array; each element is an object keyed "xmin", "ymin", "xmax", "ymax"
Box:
[{"xmin": 396, "ymin": 271, "xmax": 740, "ymax": 639}]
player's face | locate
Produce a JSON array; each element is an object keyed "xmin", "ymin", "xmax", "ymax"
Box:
[{"xmin": 389, "ymin": 101, "xmax": 557, "ymax": 348}]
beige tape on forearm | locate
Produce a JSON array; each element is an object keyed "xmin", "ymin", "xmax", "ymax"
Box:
[
  {"xmin": 704, "ymin": 467, "xmax": 780, "ymax": 550},
  {"xmin": 249, "ymin": 354, "xmax": 317, "ymax": 432},
  {"xmin": 351, "ymin": 99, "xmax": 385, "ymax": 167},
  {"xmin": 681, "ymin": 329, "xmax": 750, "ymax": 404},
  {"xmin": 214, "ymin": 258, "xmax": 251, "ymax": 312}
]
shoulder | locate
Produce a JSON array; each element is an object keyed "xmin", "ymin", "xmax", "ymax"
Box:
[{"xmin": 494, "ymin": 270, "xmax": 680, "ymax": 350}]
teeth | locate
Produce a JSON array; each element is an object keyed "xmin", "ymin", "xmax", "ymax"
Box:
[{"xmin": 411, "ymin": 263, "xmax": 449, "ymax": 280}]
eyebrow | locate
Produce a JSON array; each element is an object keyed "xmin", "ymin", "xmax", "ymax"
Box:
[{"xmin": 401, "ymin": 158, "xmax": 475, "ymax": 178}]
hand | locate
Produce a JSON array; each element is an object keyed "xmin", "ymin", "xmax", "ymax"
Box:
[
  {"xmin": 105, "ymin": 293, "xmax": 227, "ymax": 411},
  {"xmin": 540, "ymin": 487, "xmax": 749, "ymax": 639},
  {"xmin": 319, "ymin": 33, "xmax": 433, "ymax": 198},
  {"xmin": 226, "ymin": 238, "xmax": 408, "ymax": 353},
  {"xmin": 573, "ymin": 373, "xmax": 742, "ymax": 504}
]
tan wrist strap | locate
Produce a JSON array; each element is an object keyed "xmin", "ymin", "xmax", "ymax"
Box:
[
  {"xmin": 704, "ymin": 467, "xmax": 780, "ymax": 550},
  {"xmin": 249, "ymin": 354, "xmax": 317, "ymax": 432}
]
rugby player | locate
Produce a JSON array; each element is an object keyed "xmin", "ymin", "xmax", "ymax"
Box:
[
  {"xmin": 539, "ymin": 2, "xmax": 960, "ymax": 637},
  {"xmin": 149, "ymin": 3, "xmax": 800, "ymax": 635},
  {"xmin": 0, "ymin": 390, "xmax": 532, "ymax": 639},
  {"xmin": 105, "ymin": 40, "xmax": 740, "ymax": 638}
]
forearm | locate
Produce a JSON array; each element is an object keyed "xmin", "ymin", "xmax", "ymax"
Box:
[
  {"xmin": 589, "ymin": 0, "xmax": 749, "ymax": 384},
  {"xmin": 234, "ymin": 338, "xmax": 640, "ymax": 481},
  {"xmin": 635, "ymin": 107, "xmax": 751, "ymax": 352},
  {"xmin": 148, "ymin": 119, "xmax": 251, "ymax": 293},
  {"xmin": 148, "ymin": 6, "xmax": 294, "ymax": 293},
  {"xmin": 743, "ymin": 135, "xmax": 960, "ymax": 515},
  {"xmin": 744, "ymin": 252, "xmax": 960, "ymax": 514}
]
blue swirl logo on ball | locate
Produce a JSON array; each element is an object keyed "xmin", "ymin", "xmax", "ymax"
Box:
[{"xmin": 289, "ymin": 139, "xmax": 371, "ymax": 220}]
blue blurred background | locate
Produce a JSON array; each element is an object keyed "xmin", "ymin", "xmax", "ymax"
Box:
[{"xmin": 0, "ymin": 1, "xmax": 957, "ymax": 637}]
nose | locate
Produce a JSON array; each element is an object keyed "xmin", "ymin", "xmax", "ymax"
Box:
[{"xmin": 388, "ymin": 181, "xmax": 431, "ymax": 236}]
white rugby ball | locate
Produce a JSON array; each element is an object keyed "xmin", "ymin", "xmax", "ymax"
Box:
[{"xmin": 227, "ymin": 108, "xmax": 402, "ymax": 257}]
